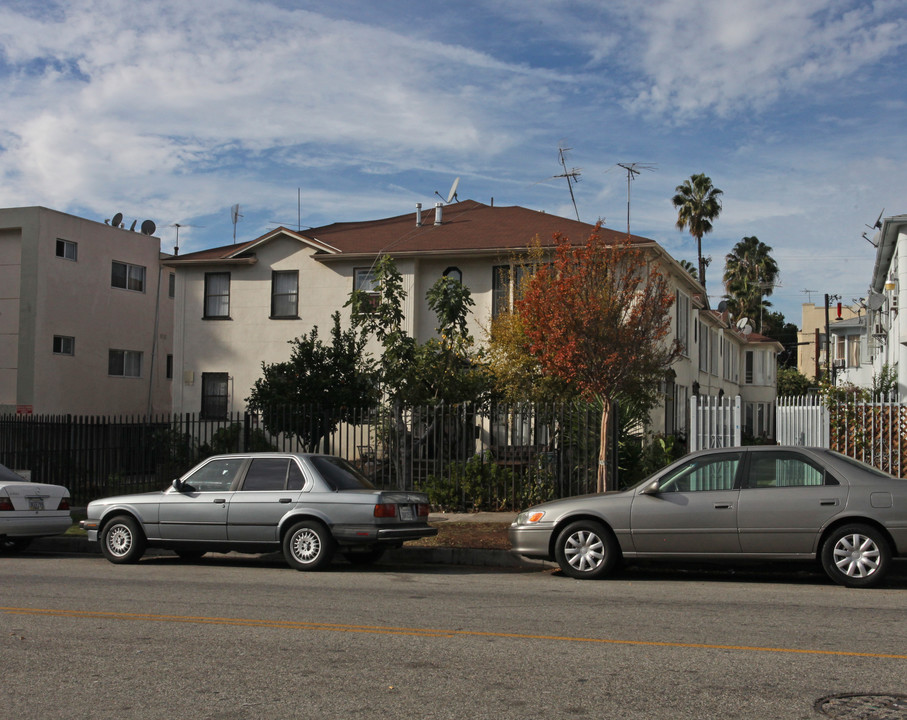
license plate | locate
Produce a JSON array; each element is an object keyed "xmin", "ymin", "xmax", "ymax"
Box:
[
  {"xmin": 399, "ymin": 506, "xmax": 414, "ymax": 521},
  {"xmin": 28, "ymin": 497, "xmax": 45, "ymax": 511}
]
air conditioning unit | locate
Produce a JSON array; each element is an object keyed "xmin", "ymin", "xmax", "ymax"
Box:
[{"xmin": 832, "ymin": 358, "xmax": 846, "ymax": 369}]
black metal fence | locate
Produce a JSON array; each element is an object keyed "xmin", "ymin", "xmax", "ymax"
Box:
[{"xmin": 0, "ymin": 402, "xmax": 614, "ymax": 509}]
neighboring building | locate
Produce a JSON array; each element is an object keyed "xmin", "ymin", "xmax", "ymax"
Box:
[
  {"xmin": 165, "ymin": 199, "xmax": 780, "ymax": 439},
  {"xmin": 798, "ymin": 302, "xmax": 862, "ymax": 381},
  {"xmin": 0, "ymin": 207, "xmax": 173, "ymax": 416},
  {"xmin": 866, "ymin": 213, "xmax": 907, "ymax": 395}
]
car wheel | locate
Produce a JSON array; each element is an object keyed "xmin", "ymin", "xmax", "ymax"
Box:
[
  {"xmin": 283, "ymin": 520, "xmax": 335, "ymax": 571},
  {"xmin": 100, "ymin": 516, "xmax": 146, "ymax": 564},
  {"xmin": 343, "ymin": 547, "xmax": 386, "ymax": 565},
  {"xmin": 554, "ymin": 520, "xmax": 618, "ymax": 580},
  {"xmin": 821, "ymin": 524, "xmax": 891, "ymax": 588},
  {"xmin": 1, "ymin": 537, "xmax": 31, "ymax": 552}
]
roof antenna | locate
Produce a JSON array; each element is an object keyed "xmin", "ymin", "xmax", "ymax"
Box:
[
  {"xmin": 169, "ymin": 222, "xmax": 204, "ymax": 255},
  {"xmin": 553, "ymin": 145, "xmax": 581, "ymax": 221},
  {"xmin": 231, "ymin": 204, "xmax": 243, "ymax": 244},
  {"xmin": 616, "ymin": 162, "xmax": 656, "ymax": 237}
]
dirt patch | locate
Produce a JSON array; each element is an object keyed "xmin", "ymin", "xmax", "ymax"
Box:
[{"xmin": 409, "ymin": 521, "xmax": 511, "ymax": 550}]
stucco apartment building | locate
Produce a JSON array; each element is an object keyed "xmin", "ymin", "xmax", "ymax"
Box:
[
  {"xmin": 165, "ymin": 199, "xmax": 780, "ymax": 440},
  {"xmin": 0, "ymin": 207, "xmax": 174, "ymax": 416}
]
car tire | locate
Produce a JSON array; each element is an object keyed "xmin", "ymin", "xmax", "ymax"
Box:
[
  {"xmin": 821, "ymin": 523, "xmax": 891, "ymax": 588},
  {"xmin": 343, "ymin": 547, "xmax": 386, "ymax": 565},
  {"xmin": 100, "ymin": 515, "xmax": 146, "ymax": 564},
  {"xmin": 1, "ymin": 537, "xmax": 31, "ymax": 552},
  {"xmin": 283, "ymin": 520, "xmax": 335, "ymax": 571},
  {"xmin": 554, "ymin": 520, "xmax": 618, "ymax": 580}
]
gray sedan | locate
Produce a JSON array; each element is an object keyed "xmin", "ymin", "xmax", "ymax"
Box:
[
  {"xmin": 81, "ymin": 453, "xmax": 437, "ymax": 570},
  {"xmin": 510, "ymin": 446, "xmax": 907, "ymax": 587}
]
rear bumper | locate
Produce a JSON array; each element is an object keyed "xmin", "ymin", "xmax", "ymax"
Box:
[
  {"xmin": 1, "ymin": 514, "xmax": 71, "ymax": 538},
  {"xmin": 332, "ymin": 524, "xmax": 438, "ymax": 544}
]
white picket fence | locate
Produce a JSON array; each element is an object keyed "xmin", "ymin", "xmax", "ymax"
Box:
[
  {"xmin": 689, "ymin": 395, "xmax": 741, "ymax": 451},
  {"xmin": 775, "ymin": 396, "xmax": 829, "ymax": 447}
]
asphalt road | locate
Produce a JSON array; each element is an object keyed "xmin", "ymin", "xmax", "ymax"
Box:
[{"xmin": 3, "ymin": 551, "xmax": 907, "ymax": 720}]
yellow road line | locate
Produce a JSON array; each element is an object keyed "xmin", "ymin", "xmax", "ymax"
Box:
[{"xmin": 3, "ymin": 606, "xmax": 906, "ymax": 660}]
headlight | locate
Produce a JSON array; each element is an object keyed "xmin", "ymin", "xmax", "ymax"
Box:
[{"xmin": 516, "ymin": 510, "xmax": 546, "ymax": 525}]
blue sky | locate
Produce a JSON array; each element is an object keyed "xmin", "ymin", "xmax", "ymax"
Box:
[{"xmin": 2, "ymin": 0, "xmax": 905, "ymax": 323}]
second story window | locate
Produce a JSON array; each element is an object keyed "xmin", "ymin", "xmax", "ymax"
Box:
[
  {"xmin": 112, "ymin": 261, "xmax": 146, "ymax": 292},
  {"xmin": 109, "ymin": 349, "xmax": 142, "ymax": 378},
  {"xmin": 353, "ymin": 268, "xmax": 379, "ymax": 313},
  {"xmin": 492, "ymin": 264, "xmax": 534, "ymax": 318},
  {"xmin": 53, "ymin": 335, "xmax": 75, "ymax": 355},
  {"xmin": 168, "ymin": 273, "xmax": 176, "ymax": 298},
  {"xmin": 204, "ymin": 272, "xmax": 231, "ymax": 319},
  {"xmin": 271, "ymin": 270, "xmax": 299, "ymax": 318},
  {"xmin": 56, "ymin": 238, "xmax": 77, "ymax": 261},
  {"xmin": 675, "ymin": 291, "xmax": 690, "ymax": 356}
]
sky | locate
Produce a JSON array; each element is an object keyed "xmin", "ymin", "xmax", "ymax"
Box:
[{"xmin": 2, "ymin": 0, "xmax": 906, "ymax": 324}]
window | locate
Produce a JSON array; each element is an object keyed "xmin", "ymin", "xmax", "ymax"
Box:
[
  {"xmin": 111, "ymin": 261, "xmax": 146, "ymax": 292},
  {"xmin": 443, "ymin": 266, "xmax": 463, "ymax": 283},
  {"xmin": 168, "ymin": 273, "xmax": 175, "ymax": 298},
  {"xmin": 675, "ymin": 291, "xmax": 690, "ymax": 356},
  {"xmin": 56, "ymin": 238, "xmax": 77, "ymax": 261},
  {"xmin": 53, "ymin": 335, "xmax": 74, "ymax": 355},
  {"xmin": 745, "ymin": 451, "xmax": 836, "ymax": 488},
  {"xmin": 656, "ymin": 452, "xmax": 743, "ymax": 492},
  {"xmin": 699, "ymin": 321, "xmax": 709, "ymax": 372},
  {"xmin": 201, "ymin": 372, "xmax": 229, "ymax": 419},
  {"xmin": 492, "ymin": 264, "xmax": 535, "ymax": 318},
  {"xmin": 271, "ymin": 270, "xmax": 299, "ymax": 318},
  {"xmin": 240, "ymin": 458, "xmax": 305, "ymax": 492},
  {"xmin": 353, "ymin": 268, "xmax": 379, "ymax": 313},
  {"xmin": 204, "ymin": 272, "xmax": 231, "ymax": 319},
  {"xmin": 166, "ymin": 354, "xmax": 173, "ymax": 380},
  {"xmin": 183, "ymin": 457, "xmax": 245, "ymax": 492},
  {"xmin": 745, "ymin": 350, "xmax": 754, "ymax": 384},
  {"xmin": 109, "ymin": 349, "xmax": 142, "ymax": 378}
]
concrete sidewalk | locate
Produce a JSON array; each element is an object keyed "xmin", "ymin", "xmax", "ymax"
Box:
[{"xmin": 26, "ymin": 512, "xmax": 547, "ymax": 570}]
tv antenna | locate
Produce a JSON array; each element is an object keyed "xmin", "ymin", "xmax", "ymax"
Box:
[
  {"xmin": 169, "ymin": 222, "xmax": 204, "ymax": 256},
  {"xmin": 269, "ymin": 188, "xmax": 311, "ymax": 232},
  {"xmin": 801, "ymin": 288, "xmax": 818, "ymax": 303},
  {"xmin": 552, "ymin": 146, "xmax": 581, "ymax": 221},
  {"xmin": 616, "ymin": 162, "xmax": 656, "ymax": 237},
  {"xmin": 231, "ymin": 204, "xmax": 243, "ymax": 244},
  {"xmin": 435, "ymin": 177, "xmax": 460, "ymax": 205}
]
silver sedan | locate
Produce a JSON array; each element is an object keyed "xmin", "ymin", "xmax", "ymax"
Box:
[
  {"xmin": 510, "ymin": 446, "xmax": 907, "ymax": 587},
  {"xmin": 82, "ymin": 453, "xmax": 436, "ymax": 570}
]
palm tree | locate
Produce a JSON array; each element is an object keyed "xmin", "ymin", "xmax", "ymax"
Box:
[
  {"xmin": 723, "ymin": 236, "xmax": 779, "ymax": 332},
  {"xmin": 678, "ymin": 259, "xmax": 698, "ymax": 278},
  {"xmin": 672, "ymin": 174, "xmax": 723, "ymax": 289}
]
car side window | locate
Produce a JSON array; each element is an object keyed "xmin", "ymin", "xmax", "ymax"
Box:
[
  {"xmin": 242, "ymin": 458, "xmax": 291, "ymax": 491},
  {"xmin": 287, "ymin": 461, "xmax": 305, "ymax": 490},
  {"xmin": 745, "ymin": 451, "xmax": 836, "ymax": 488},
  {"xmin": 656, "ymin": 453, "xmax": 743, "ymax": 492},
  {"xmin": 183, "ymin": 458, "xmax": 245, "ymax": 492}
]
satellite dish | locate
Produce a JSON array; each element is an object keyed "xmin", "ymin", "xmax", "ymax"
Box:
[
  {"xmin": 867, "ymin": 208, "xmax": 885, "ymax": 231},
  {"xmin": 129, "ymin": 219, "xmax": 137, "ymax": 231},
  {"xmin": 867, "ymin": 292, "xmax": 886, "ymax": 311},
  {"xmin": 736, "ymin": 317, "xmax": 753, "ymax": 335},
  {"xmin": 445, "ymin": 177, "xmax": 460, "ymax": 204},
  {"xmin": 111, "ymin": 212, "xmax": 123, "ymax": 228},
  {"xmin": 717, "ymin": 300, "xmax": 728, "ymax": 313},
  {"xmin": 140, "ymin": 220, "xmax": 156, "ymax": 236}
]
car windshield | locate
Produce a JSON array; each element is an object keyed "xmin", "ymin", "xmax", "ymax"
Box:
[{"xmin": 309, "ymin": 456, "xmax": 376, "ymax": 491}]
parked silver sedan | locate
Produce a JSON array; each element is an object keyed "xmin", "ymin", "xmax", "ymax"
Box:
[
  {"xmin": 1, "ymin": 462, "xmax": 72, "ymax": 552},
  {"xmin": 510, "ymin": 446, "xmax": 907, "ymax": 587},
  {"xmin": 81, "ymin": 453, "xmax": 437, "ymax": 570}
]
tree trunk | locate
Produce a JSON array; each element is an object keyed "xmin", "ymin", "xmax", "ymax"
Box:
[{"xmin": 596, "ymin": 400, "xmax": 611, "ymax": 493}]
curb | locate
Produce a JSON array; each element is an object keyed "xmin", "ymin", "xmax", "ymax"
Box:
[{"xmin": 27, "ymin": 534, "xmax": 553, "ymax": 571}]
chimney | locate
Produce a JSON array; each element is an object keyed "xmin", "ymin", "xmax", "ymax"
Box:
[
  {"xmin": 416, "ymin": 203, "xmax": 422, "ymax": 227},
  {"xmin": 434, "ymin": 202, "xmax": 443, "ymax": 226}
]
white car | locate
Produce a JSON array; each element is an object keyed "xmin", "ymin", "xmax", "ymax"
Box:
[{"xmin": 0, "ymin": 462, "xmax": 72, "ymax": 552}]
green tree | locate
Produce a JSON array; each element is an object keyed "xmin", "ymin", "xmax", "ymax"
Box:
[
  {"xmin": 723, "ymin": 236, "xmax": 779, "ymax": 332},
  {"xmin": 762, "ymin": 310, "xmax": 799, "ymax": 369},
  {"xmin": 246, "ymin": 312, "xmax": 377, "ymax": 452},
  {"xmin": 777, "ymin": 367, "xmax": 812, "ymax": 396},
  {"xmin": 672, "ymin": 173, "xmax": 723, "ymax": 289}
]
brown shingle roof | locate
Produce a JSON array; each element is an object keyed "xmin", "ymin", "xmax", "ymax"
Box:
[{"xmin": 168, "ymin": 199, "xmax": 652, "ymax": 264}]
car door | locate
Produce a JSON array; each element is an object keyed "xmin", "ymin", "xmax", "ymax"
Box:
[
  {"xmin": 736, "ymin": 450, "xmax": 848, "ymax": 554},
  {"xmin": 227, "ymin": 457, "xmax": 307, "ymax": 542},
  {"xmin": 158, "ymin": 457, "xmax": 245, "ymax": 540},
  {"xmin": 630, "ymin": 452, "xmax": 743, "ymax": 554}
]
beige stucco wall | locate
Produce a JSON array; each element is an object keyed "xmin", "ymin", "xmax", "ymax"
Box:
[{"xmin": 0, "ymin": 207, "xmax": 173, "ymax": 416}]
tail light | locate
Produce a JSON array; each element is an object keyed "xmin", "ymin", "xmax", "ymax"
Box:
[
  {"xmin": 0, "ymin": 495, "xmax": 12, "ymax": 511},
  {"xmin": 417, "ymin": 503, "xmax": 430, "ymax": 517},
  {"xmin": 58, "ymin": 496, "xmax": 71, "ymax": 511},
  {"xmin": 373, "ymin": 503, "xmax": 397, "ymax": 518}
]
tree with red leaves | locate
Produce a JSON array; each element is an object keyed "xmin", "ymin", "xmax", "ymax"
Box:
[{"xmin": 517, "ymin": 228, "xmax": 681, "ymax": 491}]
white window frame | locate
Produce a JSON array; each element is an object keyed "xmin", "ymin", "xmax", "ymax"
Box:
[
  {"xmin": 53, "ymin": 335, "xmax": 75, "ymax": 355},
  {"xmin": 109, "ymin": 349, "xmax": 142, "ymax": 378},
  {"xmin": 56, "ymin": 238, "xmax": 77, "ymax": 261},
  {"xmin": 112, "ymin": 261, "xmax": 146, "ymax": 293}
]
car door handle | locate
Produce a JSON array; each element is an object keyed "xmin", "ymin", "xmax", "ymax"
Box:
[
  {"xmin": 279, "ymin": 498, "xmax": 292, "ymax": 503},
  {"xmin": 213, "ymin": 498, "xmax": 226, "ymax": 504},
  {"xmin": 714, "ymin": 503, "xmax": 733, "ymax": 509},
  {"xmin": 820, "ymin": 499, "xmax": 840, "ymax": 506}
]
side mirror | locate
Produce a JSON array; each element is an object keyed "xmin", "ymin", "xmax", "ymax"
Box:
[
  {"xmin": 640, "ymin": 479, "xmax": 661, "ymax": 496},
  {"xmin": 171, "ymin": 478, "xmax": 184, "ymax": 492}
]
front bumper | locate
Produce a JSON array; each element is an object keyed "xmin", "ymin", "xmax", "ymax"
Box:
[{"xmin": 508, "ymin": 524, "xmax": 555, "ymax": 560}]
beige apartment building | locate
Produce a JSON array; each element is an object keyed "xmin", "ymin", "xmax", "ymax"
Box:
[{"xmin": 0, "ymin": 207, "xmax": 173, "ymax": 416}]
